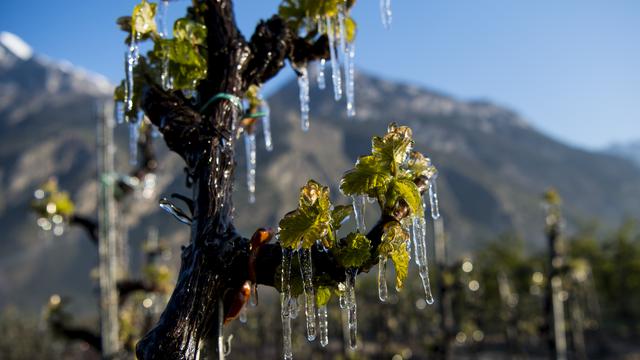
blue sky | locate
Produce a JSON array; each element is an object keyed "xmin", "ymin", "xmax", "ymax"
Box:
[{"xmin": 1, "ymin": 0, "xmax": 638, "ymax": 149}]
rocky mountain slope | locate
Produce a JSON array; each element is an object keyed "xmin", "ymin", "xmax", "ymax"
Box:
[{"xmin": 2, "ymin": 32, "xmax": 640, "ymax": 312}]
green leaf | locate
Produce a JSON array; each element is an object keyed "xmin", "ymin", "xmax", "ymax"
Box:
[
  {"xmin": 132, "ymin": 0, "xmax": 157, "ymax": 37},
  {"xmin": 316, "ymin": 286, "xmax": 332, "ymax": 306},
  {"xmin": 371, "ymin": 123, "xmax": 414, "ymax": 175},
  {"xmin": 332, "ymin": 232, "xmax": 371, "ymax": 269},
  {"xmin": 278, "ymin": 180, "xmax": 334, "ymax": 250},
  {"xmin": 331, "ymin": 205, "xmax": 353, "ymax": 230},
  {"xmin": 405, "ymin": 151, "xmax": 437, "ymax": 180},
  {"xmin": 385, "ymin": 178, "xmax": 424, "ymax": 217},
  {"xmin": 340, "ymin": 155, "xmax": 391, "ymax": 197},
  {"xmin": 379, "ymin": 222, "xmax": 410, "ymax": 290},
  {"xmin": 173, "ymin": 18, "xmax": 206, "ymax": 45},
  {"xmin": 390, "ymin": 246, "xmax": 409, "ymax": 290}
]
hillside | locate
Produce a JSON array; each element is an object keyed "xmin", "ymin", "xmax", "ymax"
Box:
[{"xmin": 1, "ymin": 32, "xmax": 640, "ymax": 312}]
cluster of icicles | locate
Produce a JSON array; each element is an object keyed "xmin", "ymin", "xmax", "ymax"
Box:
[
  {"xmin": 296, "ymin": 0, "xmax": 393, "ymax": 131},
  {"xmin": 278, "ymin": 180, "xmax": 439, "ymax": 359},
  {"xmin": 118, "ymin": 0, "xmax": 173, "ymax": 166}
]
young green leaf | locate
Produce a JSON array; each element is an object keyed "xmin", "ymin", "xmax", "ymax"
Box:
[
  {"xmin": 332, "ymin": 232, "xmax": 371, "ymax": 269},
  {"xmin": 378, "ymin": 222, "xmax": 410, "ymax": 290},
  {"xmin": 385, "ymin": 178, "xmax": 424, "ymax": 217},
  {"xmin": 340, "ymin": 155, "xmax": 391, "ymax": 197},
  {"xmin": 278, "ymin": 180, "xmax": 334, "ymax": 250},
  {"xmin": 331, "ymin": 205, "xmax": 353, "ymax": 230},
  {"xmin": 316, "ymin": 286, "xmax": 332, "ymax": 306},
  {"xmin": 371, "ymin": 123, "xmax": 414, "ymax": 175},
  {"xmin": 132, "ymin": 0, "xmax": 157, "ymax": 38},
  {"xmin": 405, "ymin": 151, "xmax": 437, "ymax": 180}
]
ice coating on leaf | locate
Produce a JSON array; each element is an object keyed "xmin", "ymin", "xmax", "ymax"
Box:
[
  {"xmin": 378, "ymin": 255, "xmax": 388, "ymax": 302},
  {"xmin": 428, "ymin": 178, "xmax": 440, "ymax": 220},
  {"xmin": 406, "ymin": 151, "xmax": 437, "ymax": 180},
  {"xmin": 413, "ymin": 216, "xmax": 435, "ymax": 304},
  {"xmin": 244, "ymin": 132, "xmax": 257, "ymax": 204},
  {"xmin": 380, "ymin": 0, "xmax": 392, "ymax": 30},
  {"xmin": 298, "ymin": 249, "xmax": 317, "ymax": 341},
  {"xmin": 345, "ymin": 43, "xmax": 356, "ymax": 118},
  {"xmin": 318, "ymin": 304, "xmax": 329, "ymax": 347},
  {"xmin": 261, "ymin": 100, "xmax": 273, "ymax": 151},
  {"xmin": 297, "ymin": 65, "xmax": 310, "ymax": 131},
  {"xmin": 351, "ymin": 195, "xmax": 366, "ymax": 232},
  {"xmin": 280, "ymin": 249, "xmax": 293, "ymax": 360},
  {"xmin": 326, "ymin": 17, "xmax": 342, "ymax": 101},
  {"xmin": 379, "ymin": 221, "xmax": 410, "ymax": 290}
]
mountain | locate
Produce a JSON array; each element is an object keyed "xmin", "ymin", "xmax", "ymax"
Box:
[
  {"xmin": 233, "ymin": 73, "xmax": 640, "ymax": 256},
  {"xmin": 606, "ymin": 140, "xmax": 640, "ymax": 167},
  {"xmin": 2, "ymin": 32, "xmax": 640, "ymax": 312},
  {"xmin": 0, "ymin": 32, "xmax": 189, "ymax": 312}
]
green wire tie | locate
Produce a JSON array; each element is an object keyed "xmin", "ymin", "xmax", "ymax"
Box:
[{"xmin": 200, "ymin": 93, "xmax": 244, "ymax": 114}]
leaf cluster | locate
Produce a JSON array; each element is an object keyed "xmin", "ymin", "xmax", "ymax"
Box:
[
  {"xmin": 278, "ymin": 180, "xmax": 352, "ymax": 250},
  {"xmin": 278, "ymin": 0, "xmax": 357, "ymax": 43},
  {"xmin": 341, "ymin": 123, "xmax": 436, "ymax": 218},
  {"xmin": 31, "ymin": 179, "xmax": 75, "ymax": 219}
]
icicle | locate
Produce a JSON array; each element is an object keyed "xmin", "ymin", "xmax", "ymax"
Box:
[
  {"xmin": 129, "ymin": 120, "xmax": 139, "ymax": 166},
  {"xmin": 345, "ymin": 268, "xmax": 358, "ymax": 349},
  {"xmin": 249, "ymin": 284, "xmax": 258, "ymax": 307},
  {"xmin": 345, "ymin": 43, "xmax": 356, "ymax": 117},
  {"xmin": 351, "ymin": 195, "xmax": 366, "ymax": 232},
  {"xmin": 114, "ymin": 101, "xmax": 125, "ymax": 124},
  {"xmin": 158, "ymin": 0, "xmax": 172, "ymax": 90},
  {"xmin": 159, "ymin": 198, "xmax": 192, "ymax": 225},
  {"xmin": 318, "ymin": 304, "xmax": 329, "ymax": 347},
  {"xmin": 244, "ymin": 132, "xmax": 257, "ymax": 204},
  {"xmin": 380, "ymin": 0, "xmax": 393, "ymax": 30},
  {"xmin": 413, "ymin": 216, "xmax": 435, "ymax": 304},
  {"xmin": 218, "ymin": 298, "xmax": 225, "ymax": 360},
  {"xmin": 338, "ymin": 282, "xmax": 347, "ymax": 309},
  {"xmin": 299, "ymin": 249, "xmax": 317, "ymax": 341},
  {"xmin": 280, "ymin": 249, "xmax": 293, "ymax": 360},
  {"xmin": 317, "ymin": 59, "xmax": 327, "ymax": 90},
  {"xmin": 297, "ymin": 65, "xmax": 310, "ymax": 131},
  {"xmin": 260, "ymin": 101, "xmax": 273, "ymax": 151},
  {"xmin": 316, "ymin": 20, "xmax": 327, "ymax": 90},
  {"xmin": 428, "ymin": 178, "xmax": 440, "ymax": 220},
  {"xmin": 239, "ymin": 306, "xmax": 248, "ymax": 323},
  {"xmin": 378, "ymin": 255, "xmax": 388, "ymax": 302},
  {"xmin": 125, "ymin": 35, "xmax": 140, "ymax": 117},
  {"xmin": 326, "ymin": 17, "xmax": 342, "ymax": 101},
  {"xmin": 338, "ymin": 4, "xmax": 348, "ymax": 54},
  {"xmin": 289, "ymin": 296, "xmax": 299, "ymax": 319}
]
